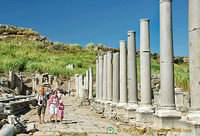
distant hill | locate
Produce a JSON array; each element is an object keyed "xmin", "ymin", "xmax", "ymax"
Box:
[
  {"xmin": 0, "ymin": 24, "xmax": 52, "ymax": 44},
  {"xmin": 0, "ymin": 24, "xmax": 189, "ymax": 92}
]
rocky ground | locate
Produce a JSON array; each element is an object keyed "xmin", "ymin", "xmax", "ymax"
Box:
[{"xmin": 18, "ymin": 96, "xmax": 135, "ymax": 136}]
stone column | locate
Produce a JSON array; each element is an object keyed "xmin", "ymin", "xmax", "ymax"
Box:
[
  {"xmin": 104, "ymin": 51, "xmax": 113, "ymax": 118},
  {"xmin": 180, "ymin": 1, "xmax": 200, "ymax": 135},
  {"xmin": 75, "ymin": 74, "xmax": 79, "ymax": 97},
  {"xmin": 118, "ymin": 40, "xmax": 127, "ymax": 106},
  {"xmin": 188, "ymin": 0, "xmax": 200, "ymax": 115},
  {"xmin": 107, "ymin": 51, "xmax": 113, "ymax": 102},
  {"xmin": 83, "ymin": 77, "xmax": 86, "ymax": 89},
  {"xmin": 95, "ymin": 57, "xmax": 99, "ymax": 101},
  {"xmin": 125, "ymin": 31, "xmax": 138, "ymax": 121},
  {"xmin": 98, "ymin": 55, "xmax": 103, "ymax": 102},
  {"xmin": 109, "ymin": 52, "xmax": 120, "ymax": 119},
  {"xmin": 79, "ymin": 74, "xmax": 83, "ymax": 98},
  {"xmin": 117, "ymin": 40, "xmax": 127, "ymax": 121},
  {"xmin": 136, "ymin": 19, "xmax": 154, "ymax": 123},
  {"xmin": 127, "ymin": 30, "xmax": 138, "ymax": 109},
  {"xmin": 112, "ymin": 52, "xmax": 120, "ymax": 104},
  {"xmin": 89, "ymin": 67, "xmax": 93, "ymax": 100},
  {"xmin": 8, "ymin": 71, "xmax": 14, "ymax": 89},
  {"xmin": 86, "ymin": 70, "xmax": 89, "ymax": 91},
  {"xmin": 54, "ymin": 76, "xmax": 58, "ymax": 89},
  {"xmin": 102, "ymin": 55, "xmax": 107, "ymax": 103},
  {"xmin": 154, "ymin": 0, "xmax": 181, "ymax": 129},
  {"xmin": 139, "ymin": 19, "xmax": 153, "ymax": 109},
  {"xmin": 159, "ymin": 0, "xmax": 175, "ymax": 111}
]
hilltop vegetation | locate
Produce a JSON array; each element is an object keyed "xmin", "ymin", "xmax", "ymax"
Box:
[{"xmin": 0, "ymin": 25, "xmax": 189, "ymax": 92}]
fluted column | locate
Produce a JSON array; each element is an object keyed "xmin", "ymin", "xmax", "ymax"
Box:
[
  {"xmin": 75, "ymin": 74, "xmax": 79, "ymax": 97},
  {"xmin": 112, "ymin": 52, "xmax": 120, "ymax": 104},
  {"xmin": 86, "ymin": 70, "xmax": 89, "ymax": 91},
  {"xmin": 107, "ymin": 51, "xmax": 113, "ymax": 102},
  {"xmin": 99, "ymin": 55, "xmax": 103, "ymax": 101},
  {"xmin": 89, "ymin": 67, "xmax": 93, "ymax": 99},
  {"xmin": 102, "ymin": 55, "xmax": 107, "ymax": 102},
  {"xmin": 79, "ymin": 74, "xmax": 83, "ymax": 98},
  {"xmin": 95, "ymin": 57, "xmax": 99, "ymax": 101}
]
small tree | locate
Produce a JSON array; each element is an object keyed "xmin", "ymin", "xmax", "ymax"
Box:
[{"xmin": 86, "ymin": 42, "xmax": 95, "ymax": 49}]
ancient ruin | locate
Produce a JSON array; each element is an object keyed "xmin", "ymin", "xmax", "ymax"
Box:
[
  {"xmin": 75, "ymin": 0, "xmax": 200, "ymax": 135},
  {"xmin": 0, "ymin": 0, "xmax": 199, "ymax": 136}
]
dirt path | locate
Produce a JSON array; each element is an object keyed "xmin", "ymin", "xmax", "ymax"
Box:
[{"xmin": 19, "ymin": 96, "xmax": 134, "ymax": 136}]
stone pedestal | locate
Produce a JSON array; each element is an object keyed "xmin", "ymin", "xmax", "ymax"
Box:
[
  {"xmin": 125, "ymin": 104, "xmax": 138, "ymax": 123},
  {"xmin": 154, "ymin": 109, "xmax": 181, "ymax": 129},
  {"xmin": 116, "ymin": 103, "xmax": 127, "ymax": 121},
  {"xmin": 136, "ymin": 105, "xmax": 154, "ymax": 124},
  {"xmin": 79, "ymin": 89, "xmax": 90, "ymax": 106},
  {"xmin": 104, "ymin": 101, "xmax": 112, "ymax": 118},
  {"xmin": 109, "ymin": 102, "xmax": 118, "ymax": 120},
  {"xmin": 180, "ymin": 112, "xmax": 200, "ymax": 136}
]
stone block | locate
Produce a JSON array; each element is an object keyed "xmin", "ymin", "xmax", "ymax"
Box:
[
  {"xmin": 154, "ymin": 109, "xmax": 181, "ymax": 129},
  {"xmin": 26, "ymin": 123, "xmax": 36, "ymax": 133},
  {"xmin": 116, "ymin": 108, "xmax": 126, "ymax": 121},
  {"xmin": 180, "ymin": 117, "xmax": 200, "ymax": 136}
]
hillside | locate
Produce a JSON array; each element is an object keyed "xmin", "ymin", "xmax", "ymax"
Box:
[{"xmin": 0, "ymin": 25, "xmax": 189, "ymax": 92}]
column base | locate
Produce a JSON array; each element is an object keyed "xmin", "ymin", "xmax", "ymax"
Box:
[
  {"xmin": 153, "ymin": 109, "xmax": 181, "ymax": 129},
  {"xmin": 124, "ymin": 103, "xmax": 138, "ymax": 123},
  {"xmin": 93, "ymin": 99, "xmax": 104, "ymax": 113},
  {"xmin": 179, "ymin": 111, "xmax": 200, "ymax": 136},
  {"xmin": 116, "ymin": 102, "xmax": 127, "ymax": 121},
  {"xmin": 136, "ymin": 105, "xmax": 154, "ymax": 123},
  {"xmin": 107, "ymin": 102, "xmax": 118, "ymax": 120},
  {"xmin": 78, "ymin": 98, "xmax": 90, "ymax": 106},
  {"xmin": 104, "ymin": 101, "xmax": 112, "ymax": 118}
]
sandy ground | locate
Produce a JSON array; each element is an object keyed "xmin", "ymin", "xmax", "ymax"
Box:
[{"xmin": 19, "ymin": 95, "xmax": 135, "ymax": 136}]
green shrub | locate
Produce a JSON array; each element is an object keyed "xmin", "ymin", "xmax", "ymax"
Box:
[
  {"xmin": 86, "ymin": 42, "xmax": 95, "ymax": 49},
  {"xmin": 174, "ymin": 58, "xmax": 184, "ymax": 64}
]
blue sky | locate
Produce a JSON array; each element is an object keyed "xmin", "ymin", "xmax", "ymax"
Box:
[{"xmin": 0, "ymin": 0, "xmax": 188, "ymax": 56}]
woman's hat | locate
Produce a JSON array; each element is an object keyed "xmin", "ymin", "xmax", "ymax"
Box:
[
  {"xmin": 41, "ymin": 88, "xmax": 44, "ymax": 92},
  {"xmin": 59, "ymin": 100, "xmax": 63, "ymax": 103}
]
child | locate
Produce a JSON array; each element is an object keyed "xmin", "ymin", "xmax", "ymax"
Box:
[{"xmin": 58, "ymin": 100, "xmax": 64, "ymax": 124}]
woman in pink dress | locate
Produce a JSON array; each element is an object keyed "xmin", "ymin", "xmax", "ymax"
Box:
[
  {"xmin": 58, "ymin": 100, "xmax": 64, "ymax": 124},
  {"xmin": 49, "ymin": 91, "xmax": 59, "ymax": 123}
]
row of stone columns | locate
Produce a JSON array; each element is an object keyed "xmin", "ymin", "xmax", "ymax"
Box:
[
  {"xmin": 93, "ymin": 0, "xmax": 193, "ymax": 130},
  {"xmin": 88, "ymin": 0, "xmax": 200, "ymax": 134},
  {"xmin": 75, "ymin": 67, "xmax": 93, "ymax": 104}
]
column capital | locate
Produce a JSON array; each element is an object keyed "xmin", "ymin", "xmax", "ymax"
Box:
[
  {"xmin": 160, "ymin": 0, "xmax": 172, "ymax": 3},
  {"xmin": 128, "ymin": 30, "xmax": 136, "ymax": 34},
  {"xmin": 140, "ymin": 18, "xmax": 150, "ymax": 22},
  {"xmin": 119, "ymin": 40, "xmax": 126, "ymax": 48}
]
